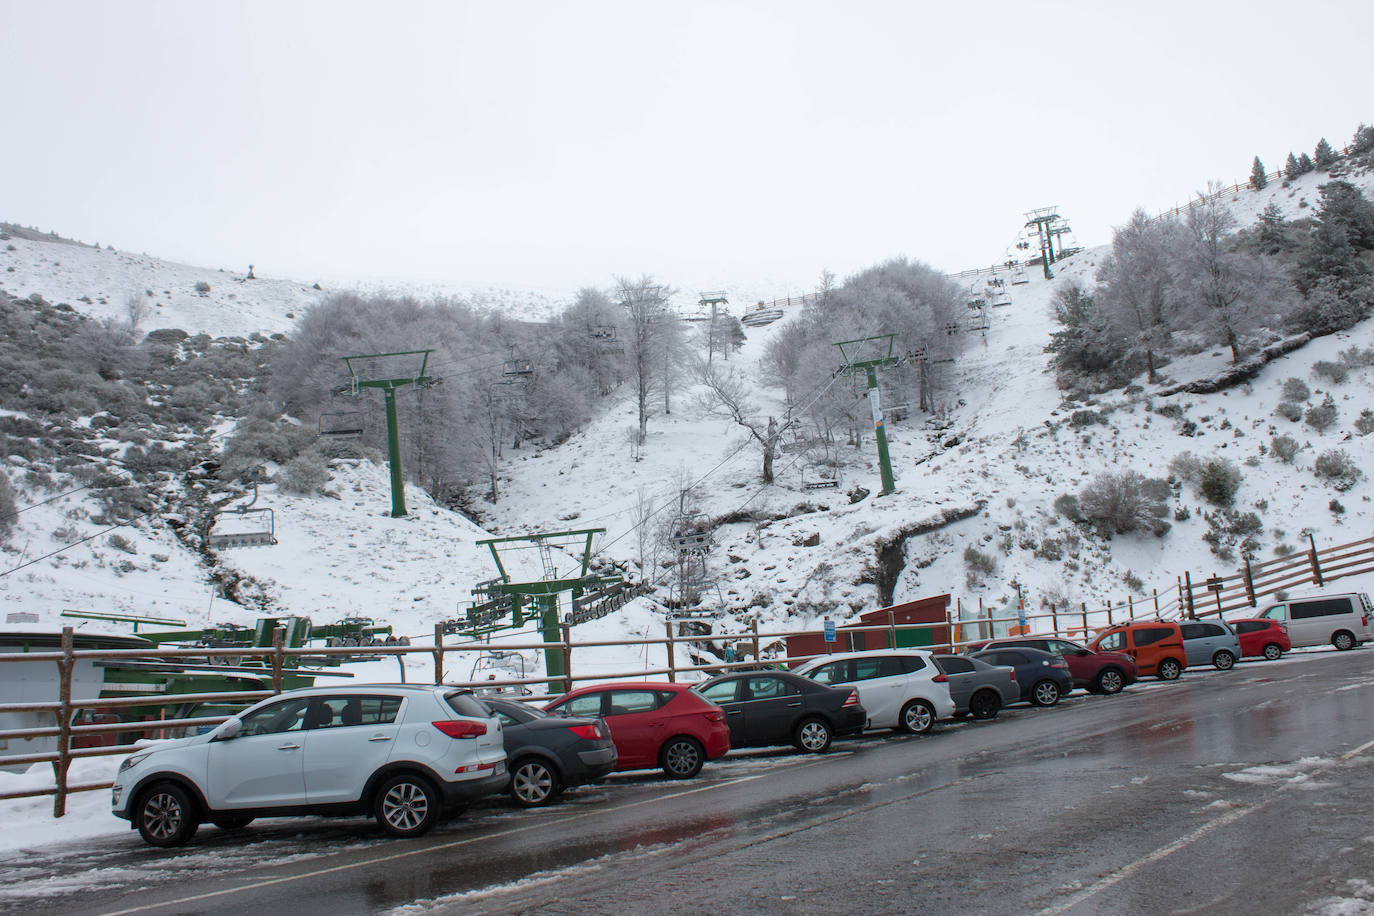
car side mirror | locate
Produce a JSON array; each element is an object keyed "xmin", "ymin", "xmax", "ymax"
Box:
[{"xmin": 213, "ymin": 718, "xmax": 242, "ymax": 741}]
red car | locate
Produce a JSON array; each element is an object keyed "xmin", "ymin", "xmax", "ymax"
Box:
[
  {"xmin": 1229, "ymin": 618, "xmax": 1291, "ymax": 660},
  {"xmin": 545, "ymin": 682, "xmax": 730, "ymax": 779},
  {"xmin": 969, "ymin": 637, "xmax": 1138, "ymax": 694}
]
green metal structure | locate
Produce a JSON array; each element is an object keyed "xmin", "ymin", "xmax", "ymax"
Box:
[
  {"xmin": 474, "ymin": 528, "xmax": 621, "ymax": 691},
  {"xmin": 339, "ymin": 350, "xmax": 438, "ymax": 518},
  {"xmin": 835, "ymin": 334, "xmax": 900, "ymax": 496}
]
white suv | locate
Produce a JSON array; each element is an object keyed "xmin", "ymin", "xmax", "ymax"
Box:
[
  {"xmin": 112, "ymin": 684, "xmax": 506, "ymax": 846},
  {"xmin": 793, "ymin": 649, "xmax": 955, "ymax": 734}
]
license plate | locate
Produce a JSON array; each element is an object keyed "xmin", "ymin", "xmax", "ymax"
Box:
[{"xmin": 494, "ymin": 760, "xmax": 506, "ymax": 776}]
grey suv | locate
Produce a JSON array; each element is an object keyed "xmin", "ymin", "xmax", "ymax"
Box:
[{"xmin": 112, "ymin": 684, "xmax": 507, "ymax": 846}]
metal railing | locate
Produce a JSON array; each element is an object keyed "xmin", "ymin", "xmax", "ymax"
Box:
[{"xmin": 4, "ymin": 531, "xmax": 1371, "ymax": 816}]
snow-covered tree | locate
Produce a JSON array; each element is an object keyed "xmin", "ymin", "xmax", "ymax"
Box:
[
  {"xmin": 1314, "ymin": 137, "xmax": 1337, "ymax": 170},
  {"xmin": 1094, "ymin": 209, "xmax": 1185, "ymax": 383},
  {"xmin": 1250, "ymin": 156, "xmax": 1268, "ymax": 190}
]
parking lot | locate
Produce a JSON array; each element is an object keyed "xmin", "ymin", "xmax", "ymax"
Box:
[{"xmin": 4, "ymin": 647, "xmax": 1374, "ymax": 915}]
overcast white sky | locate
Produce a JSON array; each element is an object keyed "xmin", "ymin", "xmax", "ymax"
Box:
[{"xmin": 3, "ymin": 1, "xmax": 1372, "ymax": 301}]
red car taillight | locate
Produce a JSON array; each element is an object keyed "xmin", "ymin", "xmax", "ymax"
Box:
[
  {"xmin": 704, "ymin": 710, "xmax": 725, "ymax": 723},
  {"xmin": 567, "ymin": 724, "xmax": 601, "ymax": 740},
  {"xmin": 932, "ymin": 673, "xmax": 948, "ymax": 683},
  {"xmin": 1051, "ymin": 658, "xmax": 1070, "ymax": 669},
  {"xmin": 842, "ymin": 689, "xmax": 860, "ymax": 708},
  {"xmin": 433, "ymin": 720, "xmax": 486, "ymax": 739},
  {"xmin": 1008, "ymin": 669, "xmax": 1017, "ymax": 681}
]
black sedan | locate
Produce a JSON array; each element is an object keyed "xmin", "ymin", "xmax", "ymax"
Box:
[
  {"xmin": 482, "ymin": 697, "xmax": 617, "ymax": 807},
  {"xmin": 696, "ymin": 670, "xmax": 866, "ymax": 754}
]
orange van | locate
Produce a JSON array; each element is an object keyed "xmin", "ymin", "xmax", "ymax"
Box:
[{"xmin": 1088, "ymin": 621, "xmax": 1188, "ymax": 680}]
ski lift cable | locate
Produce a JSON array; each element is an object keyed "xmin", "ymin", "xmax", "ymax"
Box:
[
  {"xmin": 0, "ymin": 482, "xmax": 98, "ymax": 523},
  {"xmin": 0, "ymin": 502, "xmax": 160, "ymax": 579}
]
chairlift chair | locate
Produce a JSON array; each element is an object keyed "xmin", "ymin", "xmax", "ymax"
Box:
[
  {"xmin": 801, "ymin": 463, "xmax": 842, "ymax": 490},
  {"xmin": 318, "ymin": 410, "xmax": 365, "ymax": 438},
  {"xmin": 1010, "ymin": 265, "xmax": 1030, "ymax": 285},
  {"xmin": 502, "ymin": 358, "xmax": 534, "ymax": 378},
  {"xmin": 207, "ymin": 485, "xmax": 277, "ymax": 549}
]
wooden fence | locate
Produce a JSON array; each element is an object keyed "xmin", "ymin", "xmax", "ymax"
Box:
[{"xmin": 4, "ymin": 532, "xmax": 1372, "ymax": 816}]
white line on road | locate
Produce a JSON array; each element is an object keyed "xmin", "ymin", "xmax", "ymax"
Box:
[
  {"xmin": 1035, "ymin": 732, "xmax": 1374, "ymax": 916},
  {"xmin": 99, "ymin": 761, "xmax": 825, "ymax": 916}
]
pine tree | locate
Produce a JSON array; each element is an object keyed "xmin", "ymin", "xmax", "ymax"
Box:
[
  {"xmin": 1298, "ymin": 152, "xmax": 1315, "ymax": 174},
  {"xmin": 1284, "ymin": 152, "xmax": 1301, "ymax": 181},
  {"xmin": 1250, "ymin": 156, "xmax": 1268, "ymax": 190},
  {"xmin": 1314, "ymin": 137, "xmax": 1337, "ymax": 170}
]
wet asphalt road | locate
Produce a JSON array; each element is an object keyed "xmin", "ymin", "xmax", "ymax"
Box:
[{"xmin": 6, "ymin": 649, "xmax": 1374, "ymax": 916}]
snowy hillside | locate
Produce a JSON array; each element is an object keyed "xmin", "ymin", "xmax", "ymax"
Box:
[{"xmin": 4, "ymin": 161, "xmax": 1374, "ymax": 662}]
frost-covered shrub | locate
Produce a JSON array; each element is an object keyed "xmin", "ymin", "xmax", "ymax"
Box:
[
  {"xmin": 1069, "ymin": 409, "xmax": 1106, "ymax": 428},
  {"xmin": 1340, "ymin": 345, "xmax": 1374, "ymax": 368},
  {"xmin": 963, "ymin": 545, "xmax": 997, "ymax": 583},
  {"xmin": 1035, "ymin": 537, "xmax": 1064, "ymax": 561},
  {"xmin": 1330, "ymin": 499, "xmax": 1346, "ymax": 515},
  {"xmin": 194, "ymin": 280, "xmax": 211, "ymax": 295},
  {"xmin": 1356, "ymin": 409, "xmax": 1374, "ymax": 436},
  {"xmin": 1270, "ymin": 435, "xmax": 1300, "ymax": 463},
  {"xmin": 1313, "ymin": 360, "xmax": 1349, "ymax": 384},
  {"xmin": 1200, "ymin": 459, "xmax": 1243, "ymax": 506},
  {"xmin": 0, "ymin": 472, "xmax": 15, "ymax": 542},
  {"xmin": 1275, "ymin": 401, "xmax": 1303, "ymax": 422},
  {"xmin": 1168, "ymin": 451, "xmax": 1204, "ymax": 485},
  {"xmin": 1281, "ymin": 377, "xmax": 1310, "ymax": 402},
  {"xmin": 221, "ymin": 418, "xmax": 314, "ymax": 479},
  {"xmin": 1305, "ymin": 394, "xmax": 1338, "ymax": 432},
  {"xmin": 278, "ymin": 452, "xmax": 330, "ymax": 495},
  {"xmin": 1313, "ymin": 449, "xmax": 1363, "ymax": 491},
  {"xmin": 106, "ymin": 533, "xmax": 137, "ymax": 554},
  {"xmin": 1154, "ymin": 403, "xmax": 1184, "ymax": 420},
  {"xmin": 1053, "ymin": 493, "xmax": 1082, "ymax": 521},
  {"xmin": 1077, "ymin": 470, "xmax": 1171, "ymax": 537}
]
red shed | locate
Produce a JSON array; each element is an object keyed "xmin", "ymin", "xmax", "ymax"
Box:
[{"xmin": 784, "ymin": 594, "xmax": 951, "ymax": 663}]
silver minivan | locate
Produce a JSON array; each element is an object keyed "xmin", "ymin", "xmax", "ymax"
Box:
[
  {"xmin": 1256, "ymin": 592, "xmax": 1374, "ymax": 651},
  {"xmin": 1179, "ymin": 620, "xmax": 1244, "ymax": 669}
]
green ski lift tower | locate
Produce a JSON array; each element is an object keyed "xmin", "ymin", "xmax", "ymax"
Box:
[
  {"xmin": 1024, "ymin": 206, "xmax": 1069, "ymax": 280},
  {"xmin": 474, "ymin": 528, "xmax": 621, "ymax": 692},
  {"xmin": 835, "ymin": 334, "xmax": 900, "ymax": 496},
  {"xmin": 338, "ymin": 349, "xmax": 438, "ymax": 518}
]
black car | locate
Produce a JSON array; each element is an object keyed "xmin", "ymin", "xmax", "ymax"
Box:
[
  {"xmin": 696, "ymin": 670, "xmax": 866, "ymax": 754},
  {"xmin": 482, "ymin": 698, "xmax": 617, "ymax": 807},
  {"xmin": 968, "ymin": 646, "xmax": 1074, "ymax": 707}
]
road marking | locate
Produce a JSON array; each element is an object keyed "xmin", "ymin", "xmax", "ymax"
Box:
[
  {"xmin": 1037, "ymin": 733, "xmax": 1374, "ymax": 916},
  {"xmin": 99, "ymin": 763, "xmax": 821, "ymax": 916},
  {"xmin": 1034, "ymin": 805, "xmax": 1256, "ymax": 916}
]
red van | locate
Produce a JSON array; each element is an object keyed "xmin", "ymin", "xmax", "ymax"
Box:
[{"xmin": 1089, "ymin": 621, "xmax": 1188, "ymax": 680}]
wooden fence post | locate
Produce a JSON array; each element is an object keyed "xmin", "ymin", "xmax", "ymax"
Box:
[
  {"xmin": 665, "ymin": 620, "xmax": 677, "ymax": 683},
  {"xmin": 561, "ymin": 624, "xmax": 574, "ymax": 690},
  {"xmin": 1153, "ymin": 588, "xmax": 1160, "ymax": 614},
  {"xmin": 943, "ymin": 603, "xmax": 953, "ymax": 652},
  {"xmin": 433, "ymin": 623, "xmax": 444, "ymax": 685},
  {"xmin": 1128, "ymin": 595, "xmax": 1134, "ymax": 621},
  {"xmin": 53, "ymin": 626, "xmax": 74, "ymax": 818},
  {"xmin": 1309, "ymin": 533, "xmax": 1324, "ymax": 586},
  {"xmin": 1050, "ymin": 603, "xmax": 1059, "ymax": 636},
  {"xmin": 271, "ymin": 625, "xmax": 285, "ymax": 694},
  {"xmin": 1107, "ymin": 600, "xmax": 1114, "ymax": 626},
  {"xmin": 750, "ymin": 614, "xmax": 760, "ymax": 662},
  {"xmin": 1081, "ymin": 602, "xmax": 1088, "ymax": 636},
  {"xmin": 1243, "ymin": 555, "xmax": 1257, "ymax": 607},
  {"xmin": 1183, "ymin": 572, "xmax": 1196, "ymax": 619}
]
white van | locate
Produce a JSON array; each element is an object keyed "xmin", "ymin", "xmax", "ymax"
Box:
[{"xmin": 1257, "ymin": 592, "xmax": 1374, "ymax": 651}]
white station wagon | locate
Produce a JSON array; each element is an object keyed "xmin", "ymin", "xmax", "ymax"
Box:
[{"xmin": 793, "ymin": 649, "xmax": 955, "ymax": 734}]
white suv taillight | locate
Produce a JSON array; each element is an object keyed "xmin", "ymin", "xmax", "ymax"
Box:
[
  {"xmin": 842, "ymin": 689, "xmax": 860, "ymax": 708},
  {"xmin": 931, "ymin": 673, "xmax": 948, "ymax": 683},
  {"xmin": 433, "ymin": 720, "xmax": 487, "ymax": 739}
]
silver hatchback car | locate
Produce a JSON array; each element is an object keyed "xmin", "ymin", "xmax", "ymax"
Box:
[
  {"xmin": 1179, "ymin": 620, "xmax": 1243, "ymax": 670},
  {"xmin": 112, "ymin": 684, "xmax": 507, "ymax": 846}
]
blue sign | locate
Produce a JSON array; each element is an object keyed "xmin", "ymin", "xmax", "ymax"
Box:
[{"xmin": 824, "ymin": 618, "xmax": 836, "ymax": 643}]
